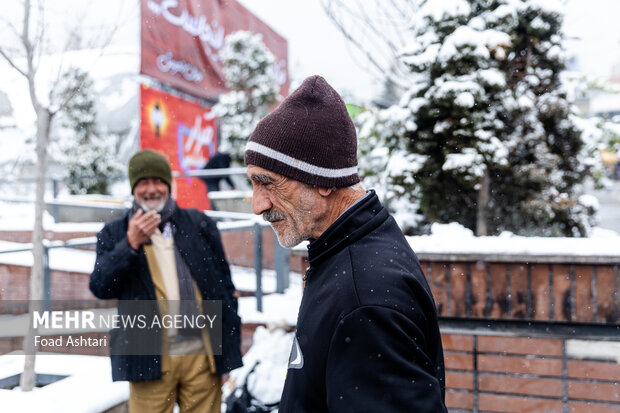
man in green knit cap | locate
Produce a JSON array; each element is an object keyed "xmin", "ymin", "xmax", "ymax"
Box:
[{"xmin": 90, "ymin": 149, "xmax": 242, "ymax": 413}]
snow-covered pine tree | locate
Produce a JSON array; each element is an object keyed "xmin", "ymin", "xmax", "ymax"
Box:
[
  {"xmin": 211, "ymin": 31, "xmax": 280, "ymax": 163},
  {"xmin": 359, "ymin": 0, "xmax": 597, "ymax": 236},
  {"xmin": 54, "ymin": 67, "xmax": 121, "ymax": 195}
]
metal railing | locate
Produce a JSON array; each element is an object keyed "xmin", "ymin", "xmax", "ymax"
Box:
[
  {"xmin": 0, "ymin": 167, "xmax": 248, "ymax": 222},
  {"xmin": 0, "ymin": 210, "xmax": 290, "ymax": 312},
  {"xmin": 207, "ymin": 211, "xmax": 291, "ymax": 311}
]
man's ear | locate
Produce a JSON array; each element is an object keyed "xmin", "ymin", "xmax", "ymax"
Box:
[{"xmin": 317, "ymin": 187, "xmax": 334, "ymax": 197}]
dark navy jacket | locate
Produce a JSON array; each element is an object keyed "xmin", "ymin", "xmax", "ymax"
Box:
[
  {"xmin": 279, "ymin": 192, "xmax": 447, "ymax": 412},
  {"xmin": 90, "ymin": 206, "xmax": 243, "ymax": 382}
]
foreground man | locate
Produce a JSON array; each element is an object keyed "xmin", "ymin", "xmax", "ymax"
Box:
[
  {"xmin": 90, "ymin": 150, "xmax": 242, "ymax": 413},
  {"xmin": 245, "ymin": 75, "xmax": 447, "ymax": 412}
]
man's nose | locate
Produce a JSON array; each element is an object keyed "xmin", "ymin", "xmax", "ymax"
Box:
[
  {"xmin": 251, "ymin": 188, "xmax": 272, "ymax": 215},
  {"xmin": 144, "ymin": 179, "xmax": 158, "ymax": 192}
]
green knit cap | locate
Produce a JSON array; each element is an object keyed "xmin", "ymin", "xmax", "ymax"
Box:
[{"xmin": 128, "ymin": 149, "xmax": 172, "ymax": 192}]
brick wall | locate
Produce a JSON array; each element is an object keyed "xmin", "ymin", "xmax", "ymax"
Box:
[
  {"xmin": 221, "ymin": 228, "xmax": 277, "ymax": 270},
  {"xmin": 419, "ymin": 261, "xmax": 620, "ymax": 324},
  {"xmin": 220, "ymin": 228, "xmax": 305, "ymax": 274},
  {"xmin": 443, "ymin": 331, "xmax": 620, "ymax": 412},
  {"xmin": 291, "ymin": 253, "xmax": 620, "ymax": 325},
  {"xmin": 0, "ymin": 263, "xmax": 96, "ymax": 302},
  {"xmin": 0, "ymin": 264, "xmax": 30, "ymax": 300}
]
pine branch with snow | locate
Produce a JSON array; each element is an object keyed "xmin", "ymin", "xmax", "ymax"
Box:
[
  {"xmin": 51, "ymin": 67, "xmax": 122, "ymax": 195},
  {"xmin": 358, "ymin": 0, "xmax": 599, "ymax": 237},
  {"xmin": 211, "ymin": 31, "xmax": 280, "ymax": 162}
]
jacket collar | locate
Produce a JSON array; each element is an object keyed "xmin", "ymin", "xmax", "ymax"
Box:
[{"xmin": 307, "ymin": 190, "xmax": 389, "ymax": 266}]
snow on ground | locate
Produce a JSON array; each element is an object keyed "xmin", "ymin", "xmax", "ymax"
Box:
[
  {"xmin": 0, "ymin": 353, "xmax": 128, "ymax": 412},
  {"xmin": 232, "ymin": 265, "xmax": 302, "ymax": 326},
  {"xmin": 238, "ymin": 285, "xmax": 301, "ymax": 326},
  {"xmin": 224, "ymin": 326, "xmax": 293, "ymax": 406},
  {"xmin": 0, "ymin": 327, "xmax": 292, "ymax": 413}
]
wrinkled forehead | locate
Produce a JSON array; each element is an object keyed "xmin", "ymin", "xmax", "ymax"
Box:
[
  {"xmin": 247, "ymin": 165, "xmax": 317, "ymax": 197},
  {"xmin": 246, "ymin": 165, "xmax": 283, "ymax": 183}
]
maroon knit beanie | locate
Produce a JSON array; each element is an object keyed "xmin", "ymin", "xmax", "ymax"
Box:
[{"xmin": 244, "ymin": 75, "xmax": 360, "ymax": 188}]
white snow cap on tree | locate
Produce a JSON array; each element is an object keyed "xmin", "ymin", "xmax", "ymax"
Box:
[
  {"xmin": 357, "ymin": 0, "xmax": 601, "ymax": 237},
  {"xmin": 211, "ymin": 30, "xmax": 280, "ymax": 162}
]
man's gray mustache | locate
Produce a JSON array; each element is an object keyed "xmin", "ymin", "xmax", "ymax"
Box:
[
  {"xmin": 262, "ymin": 210, "xmax": 286, "ymax": 222},
  {"xmin": 142, "ymin": 194, "xmax": 163, "ymax": 200}
]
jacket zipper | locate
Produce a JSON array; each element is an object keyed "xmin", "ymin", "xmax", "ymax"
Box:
[{"xmin": 302, "ymin": 266, "xmax": 312, "ymax": 282}]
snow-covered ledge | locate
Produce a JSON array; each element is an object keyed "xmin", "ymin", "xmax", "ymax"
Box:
[
  {"xmin": 0, "ymin": 353, "xmax": 128, "ymax": 412},
  {"xmin": 291, "ymin": 223, "xmax": 620, "ymax": 264}
]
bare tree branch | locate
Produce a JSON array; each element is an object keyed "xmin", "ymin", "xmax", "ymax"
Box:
[
  {"xmin": 381, "ymin": 1, "xmax": 408, "ymax": 47},
  {"xmin": 49, "ymin": 2, "xmax": 125, "ymax": 116},
  {"xmin": 387, "ymin": 0, "xmax": 407, "ymax": 18},
  {"xmin": 21, "ymin": 0, "xmax": 42, "ymax": 114},
  {"xmin": 0, "ymin": 15, "xmax": 22, "ymax": 39},
  {"xmin": 321, "ymin": 0, "xmax": 410, "ymax": 90},
  {"xmin": 51, "ymin": 29, "xmax": 121, "ymax": 116},
  {"xmin": 1, "ymin": 0, "xmax": 123, "ymax": 393},
  {"xmin": 33, "ymin": 0, "xmax": 45, "ymax": 74},
  {"xmin": 0, "ymin": 48, "xmax": 28, "ymax": 78}
]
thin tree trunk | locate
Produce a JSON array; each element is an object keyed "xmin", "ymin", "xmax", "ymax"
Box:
[
  {"xmin": 0, "ymin": 0, "xmax": 115, "ymax": 390},
  {"xmin": 476, "ymin": 167, "xmax": 490, "ymax": 236},
  {"xmin": 20, "ymin": 107, "xmax": 50, "ymax": 392}
]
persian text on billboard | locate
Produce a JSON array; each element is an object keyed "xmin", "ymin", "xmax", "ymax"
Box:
[{"xmin": 141, "ymin": 0, "xmax": 289, "ymax": 100}]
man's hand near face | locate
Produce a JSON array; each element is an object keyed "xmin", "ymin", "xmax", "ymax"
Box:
[{"xmin": 127, "ymin": 209, "xmax": 161, "ymax": 250}]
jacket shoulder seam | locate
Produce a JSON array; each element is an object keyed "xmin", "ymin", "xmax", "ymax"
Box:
[{"xmin": 338, "ymin": 304, "xmax": 420, "ymax": 325}]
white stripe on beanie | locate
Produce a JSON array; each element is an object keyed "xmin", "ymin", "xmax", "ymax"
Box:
[{"xmin": 245, "ymin": 142, "xmax": 358, "ymax": 179}]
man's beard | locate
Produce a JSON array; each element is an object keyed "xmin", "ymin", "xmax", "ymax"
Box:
[
  {"xmin": 139, "ymin": 194, "xmax": 167, "ymax": 212},
  {"xmin": 261, "ymin": 186, "xmax": 316, "ymax": 248},
  {"xmin": 263, "ymin": 209, "xmax": 307, "ymax": 248}
]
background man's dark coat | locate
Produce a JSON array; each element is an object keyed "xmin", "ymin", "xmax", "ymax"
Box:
[{"xmin": 90, "ymin": 207, "xmax": 242, "ymax": 381}]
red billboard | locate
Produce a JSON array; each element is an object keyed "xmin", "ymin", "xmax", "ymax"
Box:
[
  {"xmin": 140, "ymin": 0, "xmax": 289, "ymax": 100},
  {"xmin": 139, "ymin": 84, "xmax": 216, "ymax": 210}
]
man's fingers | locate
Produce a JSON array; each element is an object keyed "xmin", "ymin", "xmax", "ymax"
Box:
[
  {"xmin": 136, "ymin": 212, "xmax": 161, "ymax": 236},
  {"xmin": 131, "ymin": 208, "xmax": 144, "ymax": 222},
  {"xmin": 141, "ymin": 211, "xmax": 161, "ymax": 223},
  {"xmin": 141, "ymin": 220, "xmax": 160, "ymax": 235}
]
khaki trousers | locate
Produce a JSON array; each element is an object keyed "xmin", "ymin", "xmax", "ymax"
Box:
[{"xmin": 129, "ymin": 354, "xmax": 221, "ymax": 413}]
